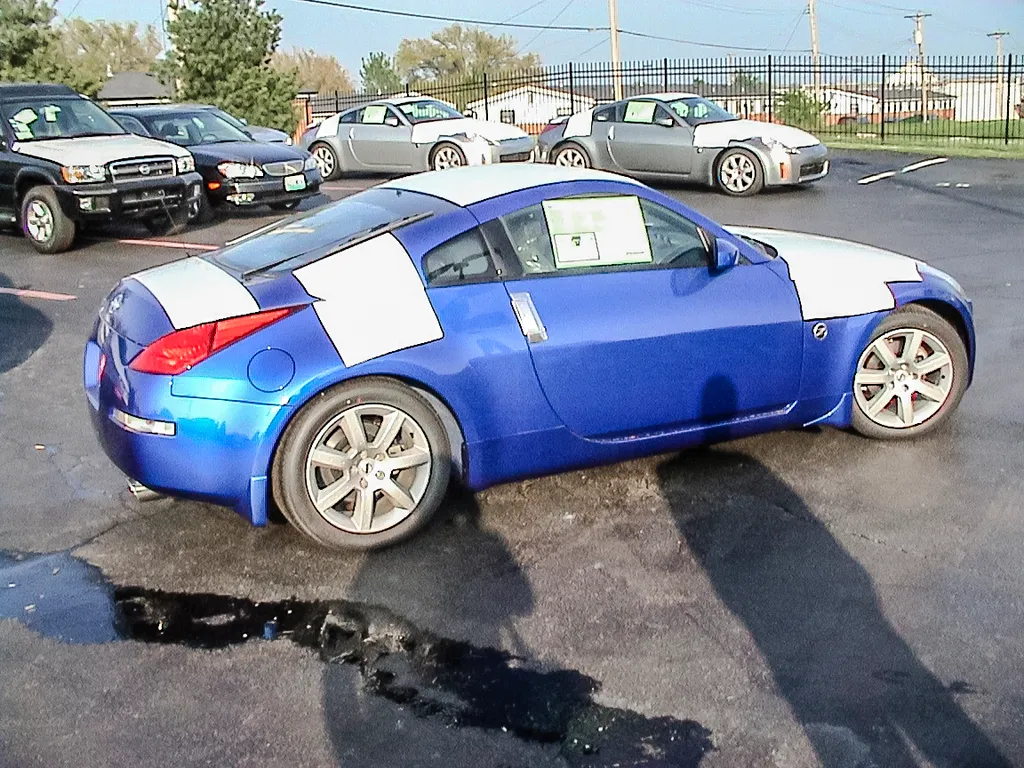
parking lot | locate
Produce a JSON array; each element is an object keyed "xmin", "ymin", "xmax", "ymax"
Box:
[{"xmin": 1, "ymin": 150, "xmax": 1023, "ymax": 767}]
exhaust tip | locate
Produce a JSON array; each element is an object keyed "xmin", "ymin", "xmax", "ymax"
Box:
[{"xmin": 127, "ymin": 479, "xmax": 162, "ymax": 502}]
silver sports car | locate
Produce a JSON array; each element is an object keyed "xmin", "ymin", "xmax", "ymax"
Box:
[
  {"xmin": 537, "ymin": 92, "xmax": 829, "ymax": 196},
  {"xmin": 299, "ymin": 96, "xmax": 536, "ymax": 180}
]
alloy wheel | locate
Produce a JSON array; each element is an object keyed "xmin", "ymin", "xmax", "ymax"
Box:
[
  {"xmin": 304, "ymin": 403, "xmax": 432, "ymax": 534},
  {"xmin": 313, "ymin": 145, "xmax": 335, "ymax": 178},
  {"xmin": 719, "ymin": 153, "xmax": 757, "ymax": 193},
  {"xmin": 854, "ymin": 327, "xmax": 955, "ymax": 429},
  {"xmin": 554, "ymin": 147, "xmax": 587, "ymax": 167},
  {"xmin": 25, "ymin": 200, "xmax": 54, "ymax": 243},
  {"xmin": 432, "ymin": 146, "xmax": 464, "ymax": 170}
]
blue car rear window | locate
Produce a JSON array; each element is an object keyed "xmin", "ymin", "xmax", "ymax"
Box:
[{"xmin": 209, "ymin": 189, "xmax": 457, "ymax": 274}]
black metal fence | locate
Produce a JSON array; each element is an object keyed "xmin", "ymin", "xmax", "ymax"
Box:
[{"xmin": 297, "ymin": 55, "xmax": 1024, "ymax": 147}]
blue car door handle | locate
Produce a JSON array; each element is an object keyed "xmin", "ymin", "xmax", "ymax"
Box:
[{"xmin": 510, "ymin": 292, "xmax": 548, "ymax": 343}]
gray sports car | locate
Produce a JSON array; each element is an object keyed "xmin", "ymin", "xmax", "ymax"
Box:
[
  {"xmin": 299, "ymin": 96, "xmax": 536, "ymax": 180},
  {"xmin": 537, "ymin": 92, "xmax": 829, "ymax": 196}
]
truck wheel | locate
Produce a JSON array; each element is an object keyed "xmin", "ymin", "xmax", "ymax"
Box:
[{"xmin": 21, "ymin": 186, "xmax": 76, "ymax": 254}]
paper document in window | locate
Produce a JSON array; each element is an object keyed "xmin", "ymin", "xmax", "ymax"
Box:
[{"xmin": 543, "ymin": 196, "xmax": 653, "ymax": 269}]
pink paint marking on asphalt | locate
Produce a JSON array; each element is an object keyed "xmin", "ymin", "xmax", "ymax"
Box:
[
  {"xmin": 0, "ymin": 287, "xmax": 77, "ymax": 301},
  {"xmin": 115, "ymin": 238, "xmax": 219, "ymax": 251}
]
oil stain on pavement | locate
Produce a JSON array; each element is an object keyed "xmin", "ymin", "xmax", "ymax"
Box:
[{"xmin": 0, "ymin": 549, "xmax": 713, "ymax": 767}]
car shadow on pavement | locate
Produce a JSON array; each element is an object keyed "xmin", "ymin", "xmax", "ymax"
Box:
[
  {"xmin": 658, "ymin": 376, "xmax": 1011, "ymax": 767},
  {"xmin": 0, "ymin": 272, "xmax": 52, "ymax": 375},
  {"xmin": 318, "ymin": 488, "xmax": 713, "ymax": 767}
]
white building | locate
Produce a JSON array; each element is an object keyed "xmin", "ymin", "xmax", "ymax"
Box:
[
  {"xmin": 465, "ymin": 85, "xmax": 595, "ymax": 128},
  {"xmin": 943, "ymin": 78, "xmax": 1022, "ymax": 122}
]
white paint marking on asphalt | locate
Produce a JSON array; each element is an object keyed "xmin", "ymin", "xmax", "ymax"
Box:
[
  {"xmin": 857, "ymin": 171, "xmax": 897, "ymax": 185},
  {"xmin": 936, "ymin": 182, "xmax": 952, "ymax": 187},
  {"xmin": 956, "ymin": 183, "xmax": 971, "ymax": 188},
  {"xmin": 115, "ymin": 238, "xmax": 219, "ymax": 251},
  {"xmin": 900, "ymin": 157, "xmax": 949, "ymax": 173},
  {"xmin": 0, "ymin": 287, "xmax": 77, "ymax": 301}
]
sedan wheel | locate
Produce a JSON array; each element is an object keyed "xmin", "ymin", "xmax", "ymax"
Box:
[
  {"xmin": 716, "ymin": 148, "xmax": 764, "ymax": 196},
  {"xmin": 431, "ymin": 143, "xmax": 466, "ymax": 171},
  {"xmin": 311, "ymin": 143, "xmax": 340, "ymax": 181},
  {"xmin": 273, "ymin": 378, "xmax": 451, "ymax": 549},
  {"xmin": 851, "ymin": 307, "xmax": 968, "ymax": 439},
  {"xmin": 553, "ymin": 144, "xmax": 590, "ymax": 168}
]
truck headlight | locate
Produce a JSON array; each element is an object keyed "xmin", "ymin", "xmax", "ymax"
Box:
[
  {"xmin": 176, "ymin": 155, "xmax": 196, "ymax": 174},
  {"xmin": 217, "ymin": 162, "xmax": 264, "ymax": 179},
  {"xmin": 61, "ymin": 165, "xmax": 106, "ymax": 184},
  {"xmin": 303, "ymin": 155, "xmax": 318, "ymax": 171}
]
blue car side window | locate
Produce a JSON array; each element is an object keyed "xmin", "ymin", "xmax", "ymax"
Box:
[
  {"xmin": 422, "ymin": 227, "xmax": 498, "ymax": 286},
  {"xmin": 638, "ymin": 199, "xmax": 713, "ymax": 269}
]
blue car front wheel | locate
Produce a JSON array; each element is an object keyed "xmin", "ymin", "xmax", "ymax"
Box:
[{"xmin": 271, "ymin": 378, "xmax": 451, "ymax": 550}]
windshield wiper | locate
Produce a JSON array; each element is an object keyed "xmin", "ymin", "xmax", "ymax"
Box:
[{"xmin": 239, "ymin": 211, "xmax": 434, "ymax": 279}]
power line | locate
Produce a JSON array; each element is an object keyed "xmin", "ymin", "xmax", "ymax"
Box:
[
  {"xmin": 517, "ymin": 0, "xmax": 577, "ymax": 53},
  {"xmin": 498, "ymin": 0, "xmax": 550, "ymax": 26}
]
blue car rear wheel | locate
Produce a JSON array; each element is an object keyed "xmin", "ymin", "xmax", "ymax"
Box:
[{"xmin": 271, "ymin": 378, "xmax": 451, "ymax": 550}]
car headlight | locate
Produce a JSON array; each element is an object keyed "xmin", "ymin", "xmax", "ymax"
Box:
[
  {"xmin": 303, "ymin": 155, "xmax": 318, "ymax": 171},
  {"xmin": 761, "ymin": 136, "xmax": 799, "ymax": 155},
  {"xmin": 217, "ymin": 162, "xmax": 264, "ymax": 179},
  {"xmin": 462, "ymin": 132, "xmax": 498, "ymax": 147},
  {"xmin": 176, "ymin": 155, "xmax": 196, "ymax": 174},
  {"xmin": 61, "ymin": 165, "xmax": 106, "ymax": 184}
]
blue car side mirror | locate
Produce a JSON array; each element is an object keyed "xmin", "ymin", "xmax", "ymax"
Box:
[{"xmin": 713, "ymin": 237, "xmax": 740, "ymax": 271}]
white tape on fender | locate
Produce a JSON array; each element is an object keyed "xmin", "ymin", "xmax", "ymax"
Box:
[{"xmin": 293, "ymin": 233, "xmax": 443, "ymax": 366}]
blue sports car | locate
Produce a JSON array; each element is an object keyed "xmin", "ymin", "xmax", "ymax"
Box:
[{"xmin": 84, "ymin": 165, "xmax": 974, "ymax": 550}]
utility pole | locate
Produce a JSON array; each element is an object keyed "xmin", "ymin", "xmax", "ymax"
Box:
[
  {"xmin": 608, "ymin": 0, "xmax": 623, "ymax": 101},
  {"xmin": 905, "ymin": 12, "xmax": 932, "ymax": 123},
  {"xmin": 808, "ymin": 0, "xmax": 822, "ymax": 104},
  {"xmin": 167, "ymin": 0, "xmax": 184, "ymax": 95},
  {"xmin": 989, "ymin": 31, "xmax": 1008, "ymax": 121}
]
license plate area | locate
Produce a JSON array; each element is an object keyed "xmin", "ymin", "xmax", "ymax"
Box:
[{"xmin": 284, "ymin": 174, "xmax": 307, "ymax": 192}]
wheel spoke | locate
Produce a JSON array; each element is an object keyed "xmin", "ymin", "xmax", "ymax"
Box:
[
  {"xmin": 855, "ymin": 371, "xmax": 890, "ymax": 386},
  {"xmin": 351, "ymin": 489, "xmax": 375, "ymax": 531},
  {"xmin": 379, "ymin": 478, "xmax": 415, "ymax": 511},
  {"xmin": 867, "ymin": 387, "xmax": 894, "ymax": 416},
  {"xmin": 371, "ymin": 411, "xmax": 405, "ymax": 451},
  {"xmin": 896, "ymin": 391, "xmax": 915, "ymax": 426},
  {"xmin": 902, "ymin": 329, "xmax": 924, "ymax": 364},
  {"xmin": 914, "ymin": 351, "xmax": 950, "ymax": 376},
  {"xmin": 871, "ymin": 339, "xmax": 898, "ymax": 368},
  {"xmin": 914, "ymin": 380, "xmax": 947, "ymax": 403},
  {"xmin": 384, "ymin": 447, "xmax": 430, "ymax": 472},
  {"xmin": 314, "ymin": 476, "xmax": 356, "ymax": 513},
  {"xmin": 340, "ymin": 411, "xmax": 367, "ymax": 451},
  {"xmin": 310, "ymin": 445, "xmax": 350, "ymax": 471}
]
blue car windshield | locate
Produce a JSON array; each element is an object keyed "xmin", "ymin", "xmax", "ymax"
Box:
[{"xmin": 209, "ymin": 189, "xmax": 455, "ymax": 274}]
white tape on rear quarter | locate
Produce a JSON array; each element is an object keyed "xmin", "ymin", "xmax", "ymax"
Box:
[
  {"xmin": 293, "ymin": 233, "xmax": 443, "ymax": 367},
  {"xmin": 132, "ymin": 257, "xmax": 259, "ymax": 329}
]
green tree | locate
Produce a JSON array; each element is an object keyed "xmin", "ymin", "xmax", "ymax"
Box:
[
  {"xmin": 360, "ymin": 51, "xmax": 402, "ymax": 95},
  {"xmin": 775, "ymin": 88, "xmax": 828, "ymax": 128},
  {"xmin": 0, "ymin": 0, "xmax": 63, "ymax": 83},
  {"xmin": 55, "ymin": 19, "xmax": 161, "ymax": 97},
  {"xmin": 273, "ymin": 47, "xmax": 352, "ymax": 94},
  {"xmin": 395, "ymin": 24, "xmax": 540, "ymax": 81},
  {"xmin": 731, "ymin": 68, "xmax": 764, "ymax": 91},
  {"xmin": 160, "ymin": 0, "xmax": 298, "ymax": 132}
]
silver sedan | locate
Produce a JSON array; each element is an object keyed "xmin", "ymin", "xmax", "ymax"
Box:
[{"xmin": 537, "ymin": 93, "xmax": 829, "ymax": 196}]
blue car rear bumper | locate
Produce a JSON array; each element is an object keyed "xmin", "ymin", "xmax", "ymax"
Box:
[{"xmin": 85, "ymin": 339, "xmax": 288, "ymax": 525}]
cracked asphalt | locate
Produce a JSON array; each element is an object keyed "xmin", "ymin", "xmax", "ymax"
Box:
[{"xmin": 0, "ymin": 150, "xmax": 1022, "ymax": 767}]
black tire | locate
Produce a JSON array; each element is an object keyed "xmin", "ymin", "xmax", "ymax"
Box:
[
  {"xmin": 714, "ymin": 147, "xmax": 765, "ymax": 197},
  {"xmin": 310, "ymin": 142, "xmax": 341, "ymax": 181},
  {"xmin": 190, "ymin": 190, "xmax": 216, "ymax": 225},
  {"xmin": 850, "ymin": 305, "xmax": 969, "ymax": 440},
  {"xmin": 551, "ymin": 142, "xmax": 592, "ymax": 168},
  {"xmin": 269, "ymin": 200, "xmax": 301, "ymax": 212},
  {"xmin": 20, "ymin": 186, "xmax": 76, "ymax": 254},
  {"xmin": 271, "ymin": 377, "xmax": 452, "ymax": 550},
  {"xmin": 429, "ymin": 142, "xmax": 467, "ymax": 171},
  {"xmin": 142, "ymin": 205, "xmax": 189, "ymax": 236}
]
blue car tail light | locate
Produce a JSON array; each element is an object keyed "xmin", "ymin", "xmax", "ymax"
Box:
[{"xmin": 129, "ymin": 307, "xmax": 299, "ymax": 375}]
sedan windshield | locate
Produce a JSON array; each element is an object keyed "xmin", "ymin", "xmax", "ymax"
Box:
[
  {"xmin": 139, "ymin": 112, "xmax": 251, "ymax": 146},
  {"xmin": 2, "ymin": 97, "xmax": 125, "ymax": 141},
  {"xmin": 666, "ymin": 97, "xmax": 737, "ymax": 126},
  {"xmin": 396, "ymin": 99, "xmax": 463, "ymax": 123}
]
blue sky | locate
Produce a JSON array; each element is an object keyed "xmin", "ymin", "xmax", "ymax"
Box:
[{"xmin": 55, "ymin": 0, "xmax": 1021, "ymax": 75}]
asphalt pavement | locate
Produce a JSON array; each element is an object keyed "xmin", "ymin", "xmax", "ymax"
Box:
[{"xmin": 0, "ymin": 150, "xmax": 1022, "ymax": 767}]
